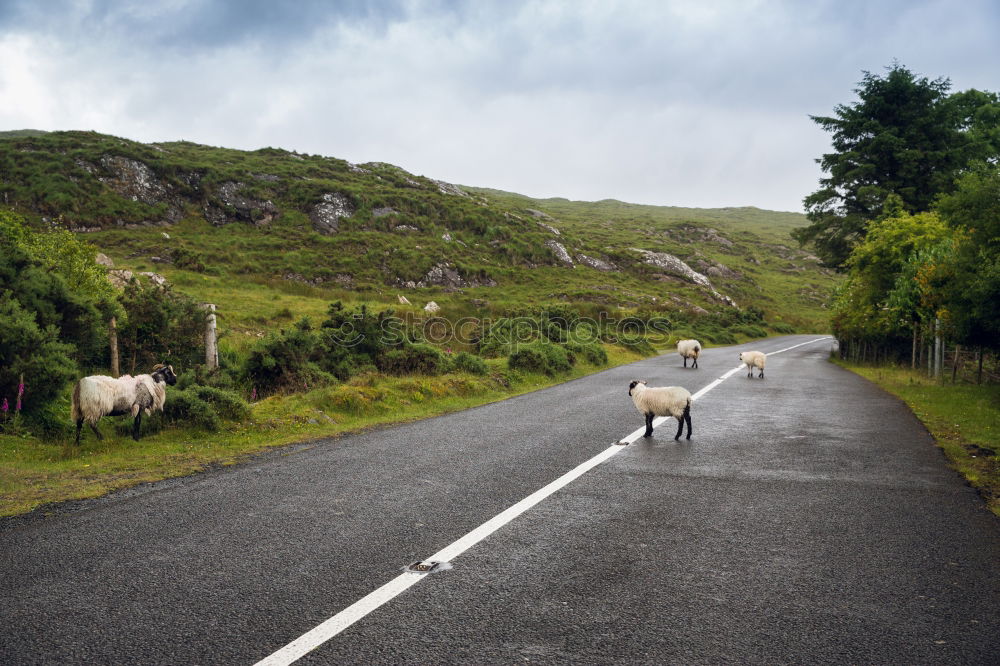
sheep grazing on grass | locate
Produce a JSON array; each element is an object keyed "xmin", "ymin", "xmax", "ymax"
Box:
[
  {"xmin": 676, "ymin": 339, "xmax": 701, "ymax": 369},
  {"xmin": 629, "ymin": 380, "xmax": 692, "ymax": 440},
  {"xmin": 739, "ymin": 351, "xmax": 766, "ymax": 378},
  {"xmin": 71, "ymin": 364, "xmax": 177, "ymax": 445}
]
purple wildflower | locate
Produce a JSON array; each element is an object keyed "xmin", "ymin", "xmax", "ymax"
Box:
[
  {"xmin": 1, "ymin": 398, "xmax": 7, "ymax": 414},
  {"xmin": 251, "ymin": 387, "xmax": 257, "ymax": 402}
]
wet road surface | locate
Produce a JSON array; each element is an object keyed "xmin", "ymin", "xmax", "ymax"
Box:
[{"xmin": 2, "ymin": 336, "xmax": 998, "ymax": 664}]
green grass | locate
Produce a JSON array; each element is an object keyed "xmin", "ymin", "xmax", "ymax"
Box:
[
  {"xmin": 0, "ymin": 346, "xmax": 645, "ymax": 518},
  {"xmin": 0, "ymin": 130, "xmax": 841, "ymax": 517},
  {"xmin": 835, "ymin": 361, "xmax": 1000, "ymax": 517},
  {"xmin": 1, "ymin": 130, "xmax": 838, "ymax": 335}
]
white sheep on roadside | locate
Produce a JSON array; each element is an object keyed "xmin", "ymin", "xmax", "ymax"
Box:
[
  {"xmin": 676, "ymin": 339, "xmax": 702, "ymax": 369},
  {"xmin": 71, "ymin": 364, "xmax": 177, "ymax": 445},
  {"xmin": 739, "ymin": 351, "xmax": 766, "ymax": 378},
  {"xmin": 629, "ymin": 380, "xmax": 692, "ymax": 440}
]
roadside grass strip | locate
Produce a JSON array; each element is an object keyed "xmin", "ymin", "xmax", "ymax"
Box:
[{"xmin": 255, "ymin": 337, "xmax": 831, "ymax": 665}]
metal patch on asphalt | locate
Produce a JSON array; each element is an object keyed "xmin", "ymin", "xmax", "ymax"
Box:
[{"xmin": 403, "ymin": 560, "xmax": 451, "ymax": 574}]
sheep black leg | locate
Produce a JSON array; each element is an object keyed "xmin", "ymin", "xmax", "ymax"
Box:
[
  {"xmin": 693, "ymin": 358, "xmax": 698, "ymax": 369},
  {"xmin": 684, "ymin": 406, "xmax": 692, "ymax": 439},
  {"xmin": 683, "ymin": 357, "xmax": 688, "ymax": 368},
  {"xmin": 759, "ymin": 368, "xmax": 764, "ymax": 379},
  {"xmin": 644, "ymin": 412, "xmax": 654, "ymax": 437},
  {"xmin": 674, "ymin": 415, "xmax": 684, "ymax": 440},
  {"xmin": 75, "ymin": 420, "xmax": 83, "ymax": 446},
  {"xmin": 89, "ymin": 423, "xmax": 103, "ymax": 441},
  {"xmin": 132, "ymin": 412, "xmax": 142, "ymax": 441}
]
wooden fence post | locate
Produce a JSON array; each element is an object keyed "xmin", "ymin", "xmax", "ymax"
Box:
[
  {"xmin": 109, "ymin": 316, "xmax": 119, "ymax": 378},
  {"xmin": 933, "ymin": 318, "xmax": 942, "ymax": 379},
  {"xmin": 952, "ymin": 344, "xmax": 961, "ymax": 383},
  {"xmin": 203, "ymin": 304, "xmax": 219, "ymax": 371}
]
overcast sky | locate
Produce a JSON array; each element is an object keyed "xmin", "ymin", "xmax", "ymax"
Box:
[{"xmin": 1, "ymin": 0, "xmax": 997, "ymax": 212}]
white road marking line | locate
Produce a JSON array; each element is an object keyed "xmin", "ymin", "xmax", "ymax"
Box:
[{"xmin": 253, "ymin": 336, "xmax": 832, "ymax": 665}]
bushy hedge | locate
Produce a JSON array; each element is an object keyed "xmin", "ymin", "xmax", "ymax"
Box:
[
  {"xmin": 566, "ymin": 341, "xmax": 608, "ymax": 366},
  {"xmin": 450, "ymin": 351, "xmax": 488, "ymax": 375},
  {"xmin": 243, "ymin": 318, "xmax": 334, "ymax": 395},
  {"xmin": 162, "ymin": 383, "xmax": 250, "ymax": 432},
  {"xmin": 736, "ymin": 324, "xmax": 768, "ymax": 339},
  {"xmin": 377, "ymin": 343, "xmax": 446, "ymax": 375},
  {"xmin": 508, "ymin": 342, "xmax": 574, "ymax": 376}
]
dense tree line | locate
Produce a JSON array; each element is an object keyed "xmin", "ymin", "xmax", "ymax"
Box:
[
  {"xmin": 799, "ymin": 64, "xmax": 1000, "ymax": 365},
  {"xmin": 0, "ymin": 211, "xmax": 207, "ymax": 432},
  {"xmin": 795, "ymin": 63, "xmax": 1000, "ymax": 269}
]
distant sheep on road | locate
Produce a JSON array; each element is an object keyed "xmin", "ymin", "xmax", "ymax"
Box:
[
  {"xmin": 739, "ymin": 351, "xmax": 766, "ymax": 379},
  {"xmin": 677, "ymin": 339, "xmax": 701, "ymax": 369}
]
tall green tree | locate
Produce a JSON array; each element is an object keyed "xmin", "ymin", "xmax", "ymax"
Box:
[
  {"xmin": 794, "ymin": 63, "xmax": 1000, "ymax": 268},
  {"xmin": 830, "ymin": 206, "xmax": 951, "ymax": 342},
  {"xmin": 935, "ymin": 163, "xmax": 1000, "ymax": 348}
]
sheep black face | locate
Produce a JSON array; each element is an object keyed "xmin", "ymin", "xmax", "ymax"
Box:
[
  {"xmin": 152, "ymin": 363, "xmax": 178, "ymax": 386},
  {"xmin": 628, "ymin": 380, "xmax": 645, "ymax": 396}
]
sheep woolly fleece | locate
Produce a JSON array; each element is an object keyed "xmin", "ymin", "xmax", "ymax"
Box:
[
  {"xmin": 71, "ymin": 374, "xmax": 167, "ymax": 424},
  {"xmin": 677, "ymin": 339, "xmax": 701, "ymax": 359},
  {"xmin": 630, "ymin": 382, "xmax": 691, "ymax": 419},
  {"xmin": 740, "ymin": 351, "xmax": 767, "ymax": 370}
]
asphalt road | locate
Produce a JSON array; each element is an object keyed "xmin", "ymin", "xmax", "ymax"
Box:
[{"xmin": 2, "ymin": 335, "xmax": 999, "ymax": 664}]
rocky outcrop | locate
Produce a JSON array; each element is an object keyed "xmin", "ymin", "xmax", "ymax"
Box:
[
  {"xmin": 525, "ymin": 208, "xmax": 554, "ymax": 221},
  {"xmin": 107, "ymin": 269, "xmax": 168, "ymax": 290},
  {"xmin": 576, "ymin": 254, "xmax": 618, "ymax": 271},
  {"xmin": 309, "ymin": 193, "xmax": 354, "ymax": 235},
  {"xmin": 431, "ymin": 180, "xmax": 468, "ymax": 197},
  {"xmin": 204, "ymin": 181, "xmax": 278, "ymax": 227},
  {"xmin": 536, "ymin": 221, "xmax": 561, "ymax": 236},
  {"xmin": 693, "ymin": 258, "xmax": 741, "ymax": 279},
  {"xmin": 545, "ymin": 240, "xmax": 575, "ymax": 266},
  {"xmin": 399, "ymin": 263, "xmax": 498, "ymax": 290},
  {"xmin": 631, "ymin": 248, "xmax": 737, "ymax": 307},
  {"xmin": 632, "ymin": 249, "xmax": 712, "ymax": 287},
  {"xmin": 676, "ymin": 225, "xmax": 734, "ymax": 248},
  {"xmin": 97, "ymin": 155, "xmax": 184, "ymax": 223}
]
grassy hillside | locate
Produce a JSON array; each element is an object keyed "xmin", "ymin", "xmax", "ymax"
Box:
[
  {"xmin": 0, "ymin": 129, "xmax": 839, "ymax": 516},
  {"xmin": 0, "ymin": 130, "xmax": 835, "ymax": 348}
]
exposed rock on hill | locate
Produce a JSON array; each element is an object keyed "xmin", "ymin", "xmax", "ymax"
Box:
[
  {"xmin": 204, "ymin": 181, "xmax": 278, "ymax": 227},
  {"xmin": 399, "ymin": 263, "xmax": 498, "ymax": 290},
  {"xmin": 576, "ymin": 254, "xmax": 618, "ymax": 271},
  {"xmin": 545, "ymin": 240, "xmax": 575, "ymax": 266},
  {"xmin": 432, "ymin": 180, "xmax": 467, "ymax": 197},
  {"xmin": 693, "ymin": 258, "xmax": 741, "ymax": 280},
  {"xmin": 94, "ymin": 155, "xmax": 184, "ymax": 224},
  {"xmin": 525, "ymin": 208, "xmax": 554, "ymax": 220},
  {"xmin": 309, "ymin": 193, "xmax": 354, "ymax": 235},
  {"xmin": 676, "ymin": 225, "xmax": 734, "ymax": 247},
  {"xmin": 536, "ymin": 221, "xmax": 561, "ymax": 235},
  {"xmin": 631, "ymin": 248, "xmax": 737, "ymax": 307}
]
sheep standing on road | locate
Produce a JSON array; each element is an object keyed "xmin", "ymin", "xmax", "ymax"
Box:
[
  {"xmin": 677, "ymin": 339, "xmax": 701, "ymax": 369},
  {"xmin": 739, "ymin": 351, "xmax": 766, "ymax": 378},
  {"xmin": 71, "ymin": 364, "xmax": 178, "ymax": 445},
  {"xmin": 629, "ymin": 380, "xmax": 692, "ymax": 440}
]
